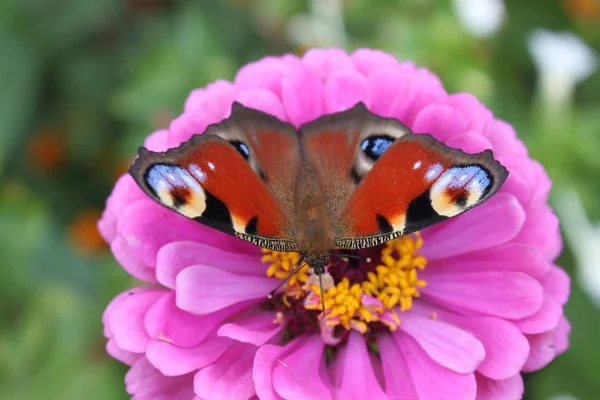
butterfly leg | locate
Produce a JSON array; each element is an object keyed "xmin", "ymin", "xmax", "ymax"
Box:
[{"xmin": 267, "ymin": 253, "xmax": 307, "ymax": 299}]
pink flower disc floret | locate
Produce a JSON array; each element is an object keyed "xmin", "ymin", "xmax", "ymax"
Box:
[{"xmin": 100, "ymin": 48, "xmax": 570, "ymax": 400}]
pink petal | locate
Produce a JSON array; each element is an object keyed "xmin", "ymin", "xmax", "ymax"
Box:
[
  {"xmin": 399, "ymin": 311, "xmax": 485, "ymax": 374},
  {"xmin": 367, "ymin": 66, "xmax": 414, "ymax": 118},
  {"xmin": 445, "ymin": 131, "xmax": 493, "ymax": 155},
  {"xmin": 184, "ymin": 80, "xmax": 237, "ymax": 119},
  {"xmin": 530, "ymin": 160, "xmax": 552, "ymax": 204},
  {"xmin": 98, "ymin": 175, "xmax": 146, "ymax": 243},
  {"xmin": 411, "ymin": 104, "xmax": 470, "ymax": 142},
  {"xmin": 272, "ymin": 335, "xmax": 332, "ymax": 400},
  {"xmin": 103, "ymin": 286, "xmax": 158, "ymax": 337},
  {"xmin": 111, "ymin": 236, "xmax": 158, "ymax": 283},
  {"xmin": 236, "ymin": 89, "xmax": 287, "ymax": 121},
  {"xmin": 143, "ymin": 129, "xmax": 171, "ymax": 152},
  {"xmin": 377, "ymin": 334, "xmax": 418, "ymax": 399},
  {"xmin": 106, "ymin": 339, "xmax": 142, "ymax": 366},
  {"xmin": 394, "ymin": 331, "xmax": 477, "ymax": 400},
  {"xmin": 324, "ymin": 70, "xmax": 370, "ymax": 113},
  {"xmin": 168, "ymin": 110, "xmax": 212, "ymax": 144},
  {"xmin": 156, "ymin": 241, "xmax": 262, "ymax": 289},
  {"xmin": 484, "ymin": 119, "xmax": 528, "ymax": 158},
  {"xmin": 176, "ymin": 265, "xmax": 274, "ymax": 315},
  {"xmin": 117, "ymin": 200, "xmax": 250, "ymax": 270},
  {"xmin": 401, "ymin": 83, "xmax": 448, "ymax": 127},
  {"xmin": 522, "ymin": 331, "xmax": 556, "ymax": 372},
  {"xmin": 333, "ymin": 331, "xmax": 387, "ymax": 399},
  {"xmin": 496, "ymin": 165, "xmax": 533, "ymax": 207},
  {"xmin": 218, "ymin": 309, "xmax": 282, "ymax": 346},
  {"xmin": 420, "ymin": 194, "xmax": 525, "ymax": 260},
  {"xmin": 449, "ymin": 93, "xmax": 493, "ymax": 134},
  {"xmin": 107, "ymin": 288, "xmax": 165, "ymax": 353},
  {"xmin": 513, "ymin": 204, "xmax": 561, "ymax": 260},
  {"xmin": 351, "ymin": 48, "xmax": 399, "ymax": 75},
  {"xmin": 543, "ymin": 265, "xmax": 571, "ymax": 305},
  {"xmin": 253, "ymin": 337, "xmax": 311, "ymax": 400},
  {"xmin": 144, "ymin": 292, "xmax": 244, "ymax": 348},
  {"xmin": 554, "ymin": 316, "xmax": 571, "ymax": 355},
  {"xmin": 427, "ymin": 307, "xmax": 530, "ymax": 380},
  {"xmin": 126, "ymin": 357, "xmax": 195, "ymax": 399},
  {"xmin": 428, "ymin": 243, "xmax": 550, "ymax": 281},
  {"xmin": 303, "ymin": 48, "xmax": 355, "ymax": 78},
  {"xmin": 475, "ymin": 373, "xmax": 524, "ymax": 400},
  {"xmin": 420, "ymin": 271, "xmax": 544, "ymax": 319},
  {"xmin": 146, "ymin": 337, "xmax": 234, "ymax": 376},
  {"xmin": 281, "ymin": 60, "xmax": 324, "ymax": 127},
  {"xmin": 234, "ymin": 57, "xmax": 287, "ymax": 97},
  {"xmin": 194, "ymin": 343, "xmax": 256, "ymax": 400},
  {"xmin": 512, "ymin": 292, "xmax": 563, "ymax": 334}
]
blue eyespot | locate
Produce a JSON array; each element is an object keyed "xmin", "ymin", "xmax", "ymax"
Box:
[
  {"xmin": 146, "ymin": 164, "xmax": 201, "ymax": 192},
  {"xmin": 431, "ymin": 165, "xmax": 491, "ymax": 196},
  {"xmin": 361, "ymin": 135, "xmax": 395, "ymax": 161}
]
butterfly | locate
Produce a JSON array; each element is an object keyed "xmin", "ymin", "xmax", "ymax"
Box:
[{"xmin": 130, "ymin": 102, "xmax": 508, "ymax": 305}]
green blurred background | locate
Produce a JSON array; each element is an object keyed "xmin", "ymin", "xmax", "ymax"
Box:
[{"xmin": 1, "ymin": 0, "xmax": 599, "ymax": 399}]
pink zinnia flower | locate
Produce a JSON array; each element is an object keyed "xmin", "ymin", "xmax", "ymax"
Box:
[{"xmin": 100, "ymin": 48, "xmax": 570, "ymax": 400}]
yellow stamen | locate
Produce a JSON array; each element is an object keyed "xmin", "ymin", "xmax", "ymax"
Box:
[
  {"xmin": 263, "ymin": 233, "xmax": 427, "ymax": 335},
  {"xmin": 262, "ymin": 249, "xmax": 308, "ymax": 295},
  {"xmin": 364, "ymin": 233, "xmax": 427, "ymax": 312}
]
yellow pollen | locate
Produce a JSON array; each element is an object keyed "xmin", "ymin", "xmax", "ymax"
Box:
[
  {"xmin": 362, "ymin": 233, "xmax": 427, "ymax": 312},
  {"xmin": 308, "ymin": 233, "xmax": 427, "ymax": 333},
  {"xmin": 262, "ymin": 233, "xmax": 427, "ymax": 336},
  {"xmin": 262, "ymin": 249, "xmax": 308, "ymax": 296}
]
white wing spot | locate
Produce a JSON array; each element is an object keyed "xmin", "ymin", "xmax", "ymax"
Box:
[{"xmin": 425, "ymin": 163, "xmax": 443, "ymax": 181}]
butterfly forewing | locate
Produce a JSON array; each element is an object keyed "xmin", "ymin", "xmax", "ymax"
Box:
[
  {"xmin": 335, "ymin": 133, "xmax": 508, "ymax": 249},
  {"xmin": 129, "ymin": 104, "xmax": 301, "ymax": 252}
]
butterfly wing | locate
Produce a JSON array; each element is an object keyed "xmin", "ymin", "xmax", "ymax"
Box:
[
  {"xmin": 299, "ymin": 103, "xmax": 508, "ymax": 250},
  {"xmin": 129, "ymin": 103, "xmax": 302, "ymax": 252}
]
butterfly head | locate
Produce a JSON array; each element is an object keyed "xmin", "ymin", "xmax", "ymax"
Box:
[{"xmin": 304, "ymin": 252, "xmax": 329, "ymax": 276}]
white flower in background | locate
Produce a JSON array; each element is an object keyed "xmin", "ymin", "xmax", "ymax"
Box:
[
  {"xmin": 548, "ymin": 394, "xmax": 580, "ymax": 400},
  {"xmin": 527, "ymin": 29, "xmax": 597, "ymax": 109},
  {"xmin": 287, "ymin": 0, "xmax": 346, "ymax": 47},
  {"xmin": 452, "ymin": 0, "xmax": 506, "ymax": 38},
  {"xmin": 555, "ymin": 188, "xmax": 600, "ymax": 309}
]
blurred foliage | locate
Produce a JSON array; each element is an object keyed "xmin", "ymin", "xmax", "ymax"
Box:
[{"xmin": 0, "ymin": 0, "xmax": 599, "ymax": 399}]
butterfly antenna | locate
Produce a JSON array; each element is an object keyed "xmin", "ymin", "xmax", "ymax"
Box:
[
  {"xmin": 267, "ymin": 254, "xmax": 307, "ymax": 299},
  {"xmin": 318, "ymin": 272, "xmax": 326, "ymax": 314}
]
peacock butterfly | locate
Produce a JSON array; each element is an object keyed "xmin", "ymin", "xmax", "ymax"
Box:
[{"xmin": 130, "ymin": 103, "xmax": 508, "ymax": 305}]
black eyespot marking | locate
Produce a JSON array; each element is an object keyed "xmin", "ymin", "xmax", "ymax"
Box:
[
  {"xmin": 406, "ymin": 190, "xmax": 447, "ymax": 231},
  {"xmin": 230, "ymin": 140, "xmax": 250, "ymax": 160},
  {"xmin": 350, "ymin": 167, "xmax": 362, "ymax": 185},
  {"xmin": 203, "ymin": 191, "xmax": 232, "ymax": 227},
  {"xmin": 454, "ymin": 193, "xmax": 468, "ymax": 209},
  {"xmin": 171, "ymin": 193, "xmax": 187, "ymax": 208},
  {"xmin": 361, "ymin": 135, "xmax": 395, "ymax": 161},
  {"xmin": 245, "ymin": 216, "xmax": 259, "ymax": 235},
  {"xmin": 376, "ymin": 214, "xmax": 393, "ymax": 233}
]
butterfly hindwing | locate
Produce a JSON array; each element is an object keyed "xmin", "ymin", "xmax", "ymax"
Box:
[
  {"xmin": 129, "ymin": 104, "xmax": 301, "ymax": 252},
  {"xmin": 335, "ymin": 133, "xmax": 509, "ymax": 249}
]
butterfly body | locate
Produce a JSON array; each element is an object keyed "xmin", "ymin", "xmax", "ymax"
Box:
[{"xmin": 130, "ymin": 103, "xmax": 508, "ymax": 279}]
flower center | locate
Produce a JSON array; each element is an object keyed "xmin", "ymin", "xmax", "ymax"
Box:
[{"xmin": 261, "ymin": 233, "xmax": 427, "ymax": 345}]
